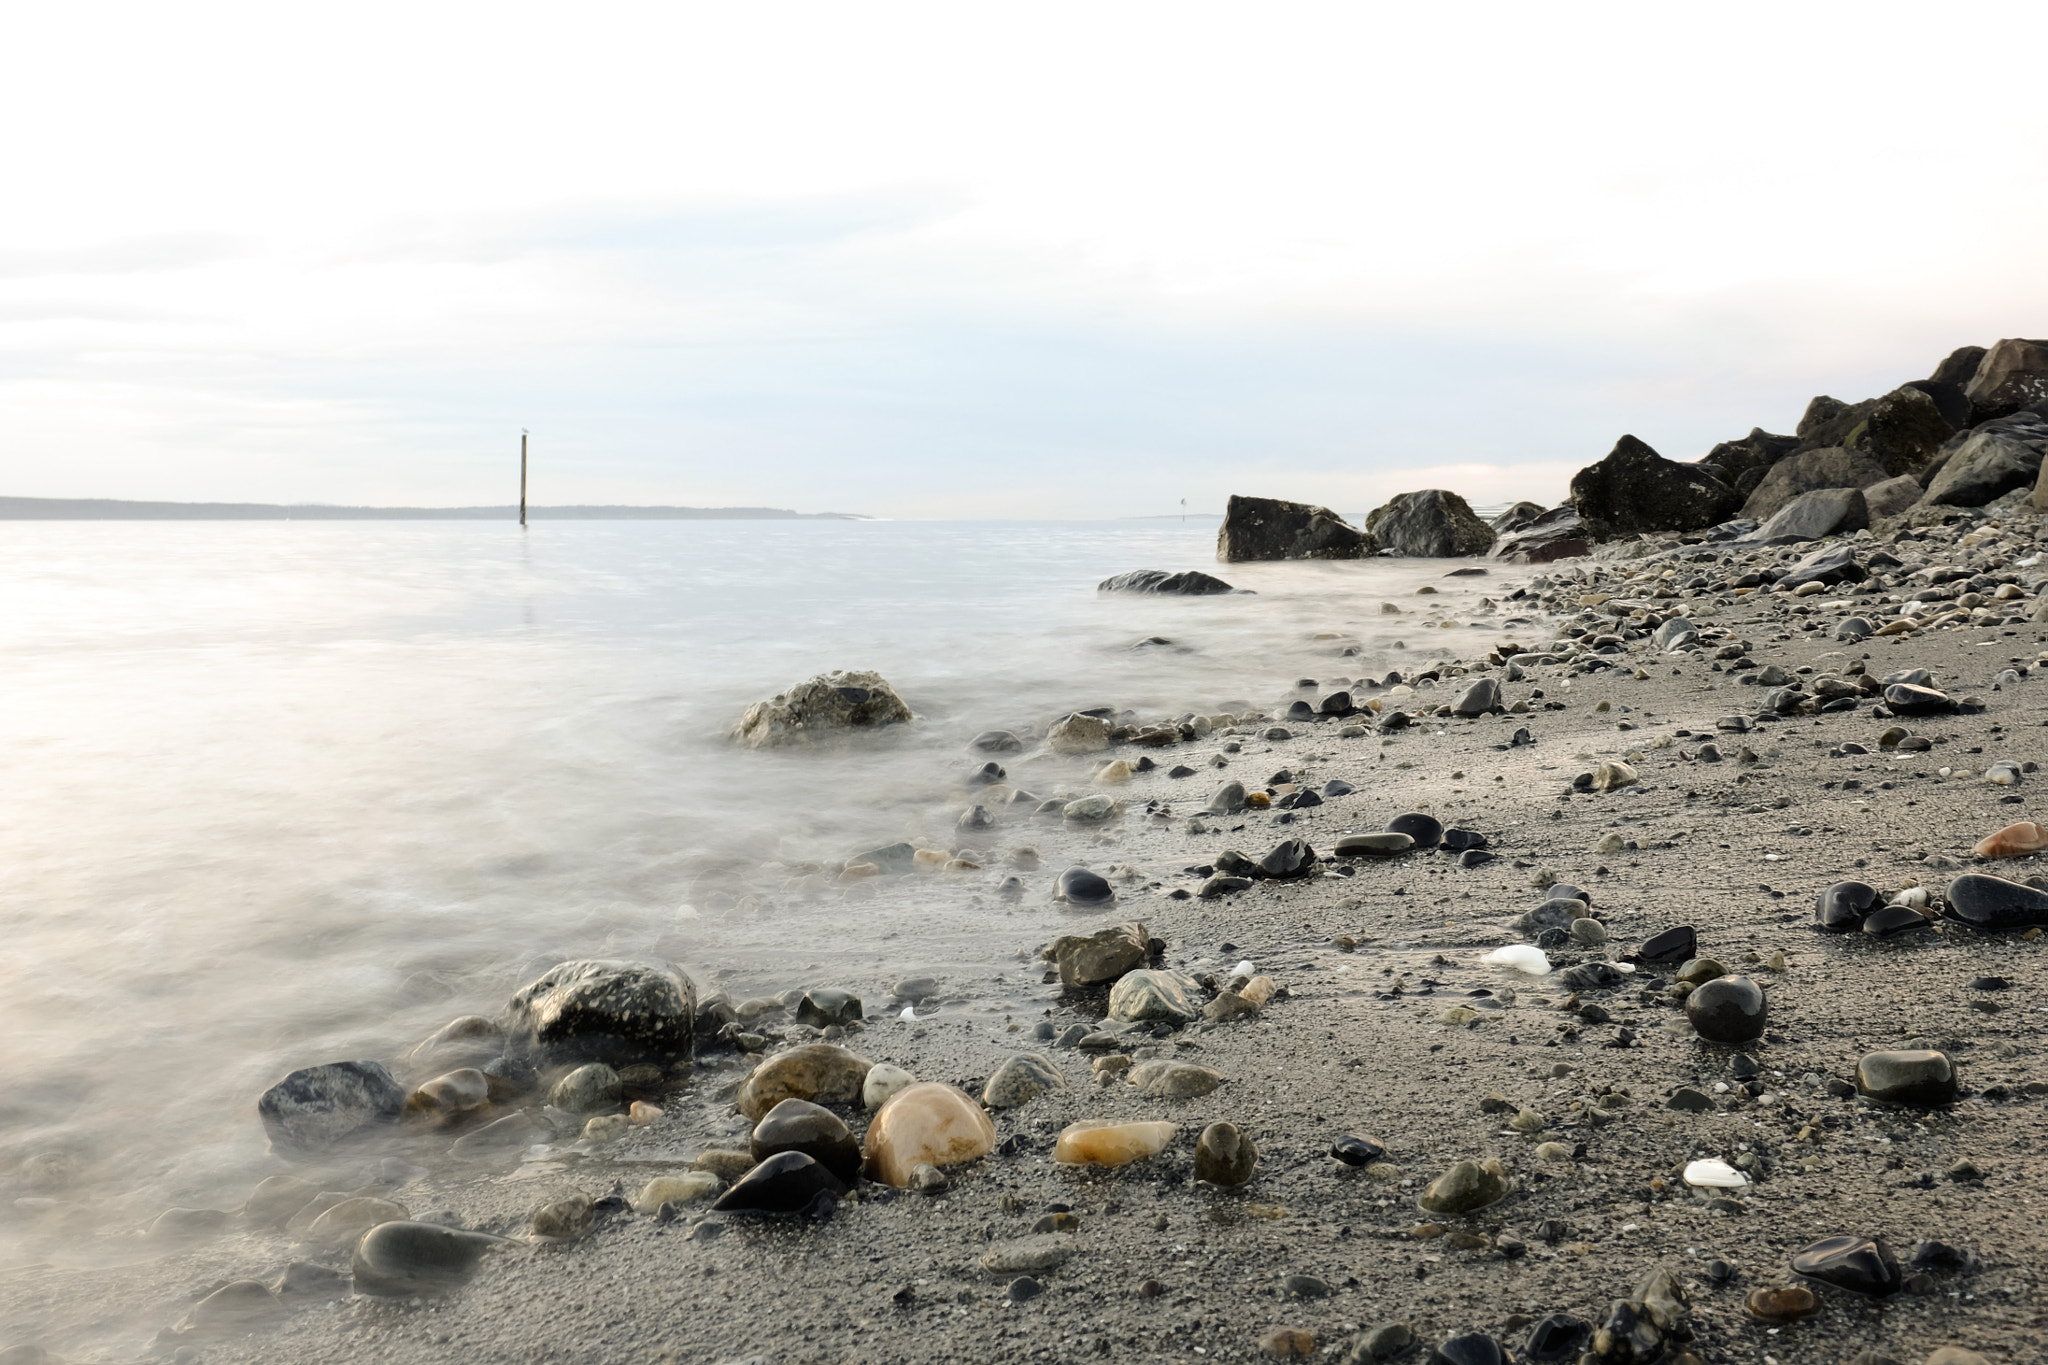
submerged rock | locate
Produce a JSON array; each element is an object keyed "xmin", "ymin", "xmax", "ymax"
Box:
[
  {"xmin": 751, "ymin": 1098, "xmax": 862, "ymax": 1183},
  {"xmin": 733, "ymin": 669, "xmax": 913, "ymax": 747},
  {"xmin": 736, "ymin": 1044, "xmax": 874, "ymax": 1120},
  {"xmin": 257, "ymin": 1060, "xmax": 406, "ymax": 1158},
  {"xmin": 404, "ymin": 1068, "xmax": 491, "ymax": 1128},
  {"xmin": 1097, "ymin": 569, "xmax": 1237, "ymax": 595},
  {"xmin": 352, "ymin": 1221, "xmax": 511, "ymax": 1297},
  {"xmin": 862, "ymin": 1082, "xmax": 997, "ymax": 1187},
  {"xmin": 305, "ymin": 1196, "xmax": 408, "ymax": 1248},
  {"xmin": 1193, "ymin": 1122, "xmax": 1257, "ymax": 1185},
  {"xmin": 505, "ymin": 959, "xmax": 697, "ymax": 1069},
  {"xmin": 1216, "ymin": 494, "xmax": 1374, "ymax": 562},
  {"xmin": 1054, "ymin": 1120, "xmax": 1177, "ymax": 1167}
]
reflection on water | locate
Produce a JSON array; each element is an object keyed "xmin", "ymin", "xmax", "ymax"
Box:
[{"xmin": 0, "ymin": 519, "xmax": 1522, "ymax": 1254}]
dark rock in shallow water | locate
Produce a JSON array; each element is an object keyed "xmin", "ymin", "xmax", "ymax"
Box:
[
  {"xmin": 1884, "ymin": 683, "xmax": 1951, "ymax": 714},
  {"xmin": 795, "ymin": 989, "xmax": 863, "ymax": 1027},
  {"xmin": 352, "ymin": 1221, "xmax": 510, "ymax": 1297},
  {"xmin": 967, "ymin": 761, "xmax": 1007, "ymax": 785},
  {"xmin": 1856, "ymin": 1050, "xmax": 1958, "ymax": 1106},
  {"xmin": 505, "ymin": 959, "xmax": 697, "ymax": 1068},
  {"xmin": 1685, "ymin": 975, "xmax": 1766, "ymax": 1042},
  {"xmin": 1520, "ymin": 1314, "xmax": 1591, "ymax": 1363},
  {"xmin": 1386, "ymin": 813, "xmax": 1443, "ymax": 850},
  {"xmin": 1364, "ymin": 489, "xmax": 1496, "ymax": 557},
  {"xmin": 711, "ymin": 1150, "xmax": 846, "ymax": 1217},
  {"xmin": 1257, "ymin": 838, "xmax": 1316, "ymax": 879},
  {"xmin": 1945, "ymin": 873, "xmax": 2048, "ymax": 930},
  {"xmin": 1817, "ymin": 880, "xmax": 1882, "ymax": 931},
  {"xmin": 1096, "ymin": 569, "xmax": 1237, "ymax": 595},
  {"xmin": 258, "ymin": 1060, "xmax": 406, "ymax": 1157},
  {"xmin": 1791, "ymin": 1235, "xmax": 1902, "ymax": 1297},
  {"xmin": 1862, "ymin": 903, "xmax": 1934, "ymax": 937},
  {"xmin": 1429, "ymin": 1331, "xmax": 1506, "ymax": 1365},
  {"xmin": 1216, "ymin": 494, "xmax": 1374, "ymax": 562},
  {"xmin": 969, "ymin": 730, "xmax": 1024, "ymax": 753},
  {"xmin": 1057, "ymin": 867, "xmax": 1114, "ymax": 904},
  {"xmin": 1637, "ymin": 925, "xmax": 1696, "ymax": 962},
  {"xmin": 1318, "ymin": 691, "xmax": 1354, "ymax": 717},
  {"xmin": 1329, "ymin": 1134, "xmax": 1386, "ymax": 1166},
  {"xmin": 752, "ymin": 1098, "xmax": 862, "ymax": 1183}
]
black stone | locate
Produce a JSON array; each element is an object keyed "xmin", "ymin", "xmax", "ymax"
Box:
[
  {"xmin": 1058, "ymin": 867, "xmax": 1114, "ymax": 904},
  {"xmin": 1214, "ymin": 850, "xmax": 1259, "ymax": 878},
  {"xmin": 257, "ymin": 1060, "xmax": 406, "ymax": 1157},
  {"xmin": 1292, "ymin": 790, "xmax": 1323, "ymax": 809},
  {"xmin": 1441, "ymin": 828, "xmax": 1488, "ymax": 852},
  {"xmin": 351, "ymin": 1221, "xmax": 508, "ymax": 1297},
  {"xmin": 1430, "ymin": 1331, "xmax": 1506, "ymax": 1365},
  {"xmin": 968, "ymin": 761, "xmax": 1007, "ymax": 785},
  {"xmin": 1637, "ymin": 925, "xmax": 1696, "ymax": 962},
  {"xmin": 1667, "ymin": 1087, "xmax": 1715, "ymax": 1112},
  {"xmin": 1548, "ymin": 884, "xmax": 1592, "ymax": 905},
  {"xmin": 751, "ymin": 1098, "xmax": 862, "ymax": 1184},
  {"xmin": 1817, "ymin": 880, "xmax": 1881, "ymax": 931},
  {"xmin": 1457, "ymin": 849, "xmax": 1494, "ymax": 868},
  {"xmin": 1322, "ymin": 780, "xmax": 1355, "ymax": 797},
  {"xmin": 1521, "ymin": 1314, "xmax": 1591, "ymax": 1364},
  {"xmin": 710, "ymin": 1150, "xmax": 846, "ymax": 1217},
  {"xmin": 1862, "ymin": 904, "xmax": 1934, "ymax": 937},
  {"xmin": 1945, "ymin": 873, "xmax": 2048, "ymax": 930},
  {"xmin": 969, "ymin": 730, "xmax": 1025, "ymax": 753},
  {"xmin": 1286, "ymin": 700, "xmax": 1316, "ymax": 721},
  {"xmin": 1006, "ymin": 1276, "xmax": 1042, "ymax": 1302},
  {"xmin": 1319, "ymin": 692, "xmax": 1355, "ymax": 717},
  {"xmin": 1884, "ymin": 684, "xmax": 1951, "ymax": 714},
  {"xmin": 1908, "ymin": 1239, "xmax": 1975, "ymax": 1272},
  {"xmin": 1257, "ymin": 839, "xmax": 1317, "ymax": 879},
  {"xmin": 1970, "ymin": 976, "xmax": 2010, "ymax": 991},
  {"xmin": 1685, "ymin": 974, "xmax": 1766, "ymax": 1042},
  {"xmin": 1856, "ymin": 1050, "xmax": 1959, "ymax": 1106},
  {"xmin": 1730, "ymin": 1053, "xmax": 1761, "ymax": 1079},
  {"xmin": 1386, "ymin": 813, "xmax": 1443, "ymax": 849},
  {"xmin": 1096, "ymin": 569, "xmax": 1236, "ymax": 595},
  {"xmin": 1560, "ymin": 962, "xmax": 1623, "ymax": 991},
  {"xmin": 1790, "ymin": 1235, "xmax": 1902, "ymax": 1297},
  {"xmin": 1329, "ymin": 1134, "xmax": 1386, "ymax": 1166}
]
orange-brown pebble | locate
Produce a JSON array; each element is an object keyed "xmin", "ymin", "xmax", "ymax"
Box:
[
  {"xmin": 1053, "ymin": 1120, "xmax": 1176, "ymax": 1167},
  {"xmin": 1260, "ymin": 1328, "xmax": 1315, "ymax": 1359},
  {"xmin": 1246, "ymin": 792, "xmax": 1272, "ymax": 809},
  {"xmin": 862, "ymin": 1082, "xmax": 997, "ymax": 1187},
  {"xmin": 1745, "ymin": 1285, "xmax": 1819, "ymax": 1323},
  {"xmin": 1973, "ymin": 821, "xmax": 2048, "ymax": 859}
]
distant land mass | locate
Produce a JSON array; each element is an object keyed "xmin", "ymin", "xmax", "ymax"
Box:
[{"xmin": 0, "ymin": 497, "xmax": 864, "ymax": 521}]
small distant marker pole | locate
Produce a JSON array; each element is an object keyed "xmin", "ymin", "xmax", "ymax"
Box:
[
  {"xmin": 519, "ymin": 430, "xmax": 528, "ymax": 528},
  {"xmin": 1180, "ymin": 497, "xmax": 1187, "ymax": 524}
]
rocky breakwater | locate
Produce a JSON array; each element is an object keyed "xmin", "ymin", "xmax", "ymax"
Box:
[{"xmin": 1216, "ymin": 494, "xmax": 1374, "ymax": 561}]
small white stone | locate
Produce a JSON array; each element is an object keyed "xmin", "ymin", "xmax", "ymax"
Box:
[{"xmin": 1683, "ymin": 1158, "xmax": 1749, "ymax": 1189}]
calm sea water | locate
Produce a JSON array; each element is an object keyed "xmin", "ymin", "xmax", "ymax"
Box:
[{"xmin": 0, "ymin": 519, "xmax": 1511, "ymax": 1247}]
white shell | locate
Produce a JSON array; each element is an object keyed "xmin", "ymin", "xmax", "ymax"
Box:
[
  {"xmin": 1480, "ymin": 945, "xmax": 1550, "ymax": 975},
  {"xmin": 1682, "ymin": 1158, "xmax": 1748, "ymax": 1189}
]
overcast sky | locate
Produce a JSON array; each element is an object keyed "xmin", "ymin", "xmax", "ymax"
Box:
[{"xmin": 4, "ymin": 2, "xmax": 2045, "ymax": 517}]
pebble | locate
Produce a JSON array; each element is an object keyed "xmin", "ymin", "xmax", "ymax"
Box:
[
  {"xmin": 1944, "ymin": 873, "xmax": 2048, "ymax": 930},
  {"xmin": 710, "ymin": 1150, "xmax": 845, "ymax": 1217},
  {"xmin": 1681, "ymin": 1159, "xmax": 1747, "ymax": 1189},
  {"xmin": 1005, "ymin": 1275, "xmax": 1041, "ymax": 1302},
  {"xmin": 1637, "ymin": 925, "xmax": 1695, "ymax": 962},
  {"xmin": 862, "ymin": 1082, "xmax": 997, "ymax": 1187},
  {"xmin": 1053, "ymin": 1120, "xmax": 1176, "ymax": 1167},
  {"xmin": 694, "ymin": 1149, "xmax": 758, "ymax": 1180},
  {"xmin": 1330, "ymin": 1134, "xmax": 1387, "ymax": 1166},
  {"xmin": 243, "ymin": 1175, "xmax": 320, "ymax": 1229},
  {"xmin": 979, "ymin": 1233, "xmax": 1077, "ymax": 1274},
  {"xmin": 548, "ymin": 1063, "xmax": 623, "ymax": 1115},
  {"xmin": 1684, "ymin": 974, "xmax": 1767, "ymax": 1042},
  {"xmin": 751, "ymin": 1098, "xmax": 862, "ymax": 1183},
  {"xmin": 1973, "ymin": 820, "xmax": 2048, "ymax": 858},
  {"xmin": 351, "ymin": 1221, "xmax": 510, "ymax": 1297},
  {"xmin": 1862, "ymin": 903, "xmax": 1934, "ymax": 937},
  {"xmin": 1056, "ymin": 866, "xmax": 1115, "ymax": 904},
  {"xmin": 1430, "ymin": 1331, "xmax": 1507, "ymax": 1365},
  {"xmin": 1386, "ymin": 813, "xmax": 1443, "ymax": 849},
  {"xmin": 1884, "ymin": 683, "xmax": 1951, "ymax": 713},
  {"xmin": 180, "ymin": 1281, "xmax": 285, "ymax": 1331},
  {"xmin": 1106, "ymin": 969, "xmax": 1201, "ymax": 1024},
  {"xmin": 1568, "ymin": 918, "xmax": 1608, "ymax": 946},
  {"xmin": 1260, "ymin": 1328, "xmax": 1316, "ymax": 1359},
  {"xmin": 1335, "ymin": 832, "xmax": 1415, "ymax": 857},
  {"xmin": 1744, "ymin": 1286, "xmax": 1818, "ymax": 1323},
  {"xmin": 909, "ymin": 1163, "xmax": 949, "ymax": 1195},
  {"xmin": 1790, "ymin": 1234, "xmax": 1903, "ymax": 1297},
  {"xmin": 404, "ymin": 1068, "xmax": 491, "ymax": 1128},
  {"xmin": 632, "ymin": 1174, "xmax": 719, "ymax": 1212},
  {"xmin": 1520, "ymin": 1313, "xmax": 1590, "ymax": 1362},
  {"xmin": 736, "ymin": 1044, "xmax": 874, "ymax": 1120},
  {"xmin": 794, "ymin": 989, "xmax": 863, "ymax": 1027},
  {"xmin": 1817, "ymin": 880, "xmax": 1882, "ymax": 931},
  {"xmin": 256, "ymin": 1059, "xmax": 406, "ymax": 1157},
  {"xmin": 1128, "ymin": 1060, "xmax": 1224, "ymax": 1099},
  {"xmin": 1048, "ymin": 921, "xmax": 1149, "ymax": 988},
  {"xmin": 982, "ymin": 1054, "xmax": 1065, "ymax": 1108},
  {"xmin": 1417, "ymin": 1158, "xmax": 1508, "ymax": 1215},
  {"xmin": 1855, "ymin": 1050, "xmax": 1959, "ymax": 1105},
  {"xmin": 1592, "ymin": 760, "xmax": 1638, "ymax": 791},
  {"xmin": 304, "ymin": 1196, "xmax": 409, "ymax": 1248},
  {"xmin": 532, "ymin": 1195, "xmax": 595, "ymax": 1240},
  {"xmin": 1193, "ymin": 1122, "xmax": 1258, "ymax": 1185},
  {"xmin": 1258, "ymin": 838, "xmax": 1317, "ymax": 878}
]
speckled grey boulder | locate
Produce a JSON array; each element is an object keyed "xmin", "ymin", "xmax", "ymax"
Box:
[{"xmin": 505, "ymin": 959, "xmax": 697, "ymax": 1068}]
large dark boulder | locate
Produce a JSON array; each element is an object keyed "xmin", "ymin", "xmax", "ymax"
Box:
[
  {"xmin": 1097, "ymin": 569, "xmax": 1236, "ymax": 595},
  {"xmin": 1796, "ymin": 396, "xmax": 1850, "ymax": 440},
  {"xmin": 1362, "ymin": 490, "xmax": 1495, "ymax": 557},
  {"xmin": 1698, "ymin": 427, "xmax": 1799, "ymax": 486},
  {"xmin": 1568, "ymin": 435, "xmax": 1741, "ymax": 539},
  {"xmin": 1849, "ymin": 386, "xmax": 1955, "ymax": 477},
  {"xmin": 1924, "ymin": 413, "xmax": 2048, "ymax": 508},
  {"xmin": 1739, "ymin": 447, "xmax": 1887, "ymax": 522},
  {"xmin": 1743, "ymin": 487, "xmax": 1868, "ymax": 544},
  {"xmin": 1490, "ymin": 501, "xmax": 1546, "ymax": 534},
  {"xmin": 1215, "ymin": 495, "xmax": 1373, "ymax": 562},
  {"xmin": 258, "ymin": 1061, "xmax": 406, "ymax": 1157},
  {"xmin": 1492, "ymin": 506, "xmax": 1590, "ymax": 564},
  {"xmin": 1964, "ymin": 338, "xmax": 2048, "ymax": 424},
  {"xmin": 1899, "ymin": 378, "xmax": 1971, "ymax": 431},
  {"xmin": 1930, "ymin": 344, "xmax": 1988, "ymax": 389},
  {"xmin": 505, "ymin": 959, "xmax": 698, "ymax": 1068}
]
